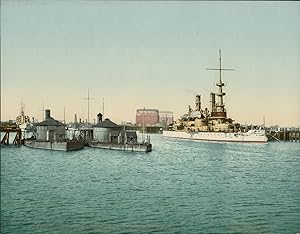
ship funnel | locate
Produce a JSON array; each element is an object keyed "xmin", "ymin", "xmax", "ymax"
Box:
[
  {"xmin": 74, "ymin": 114, "xmax": 78, "ymax": 123},
  {"xmin": 45, "ymin": 109, "xmax": 51, "ymax": 119},
  {"xmin": 97, "ymin": 113, "xmax": 103, "ymax": 124},
  {"xmin": 210, "ymin": 93, "xmax": 216, "ymax": 112},
  {"xmin": 195, "ymin": 95, "xmax": 201, "ymax": 111}
]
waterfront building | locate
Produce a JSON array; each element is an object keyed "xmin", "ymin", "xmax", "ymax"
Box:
[
  {"xmin": 159, "ymin": 111, "xmax": 174, "ymax": 126},
  {"xmin": 136, "ymin": 109, "xmax": 160, "ymax": 126}
]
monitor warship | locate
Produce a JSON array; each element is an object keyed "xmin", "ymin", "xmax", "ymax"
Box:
[{"xmin": 163, "ymin": 50, "xmax": 267, "ymax": 143}]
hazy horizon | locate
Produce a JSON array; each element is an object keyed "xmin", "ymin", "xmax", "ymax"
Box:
[{"xmin": 1, "ymin": 1, "xmax": 300, "ymax": 127}]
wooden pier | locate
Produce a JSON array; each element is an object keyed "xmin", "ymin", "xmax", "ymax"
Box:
[
  {"xmin": 266, "ymin": 128, "xmax": 300, "ymax": 142},
  {"xmin": 0, "ymin": 123, "xmax": 23, "ymax": 145}
]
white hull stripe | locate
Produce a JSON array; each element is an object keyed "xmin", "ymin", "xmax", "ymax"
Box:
[{"xmin": 163, "ymin": 130, "xmax": 268, "ymax": 143}]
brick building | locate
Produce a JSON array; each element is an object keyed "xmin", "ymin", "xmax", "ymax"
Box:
[{"xmin": 136, "ymin": 109, "xmax": 159, "ymax": 126}]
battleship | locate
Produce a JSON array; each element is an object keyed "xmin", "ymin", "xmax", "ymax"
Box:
[{"xmin": 163, "ymin": 50, "xmax": 268, "ymax": 143}]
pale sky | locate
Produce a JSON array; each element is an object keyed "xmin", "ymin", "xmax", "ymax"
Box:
[{"xmin": 1, "ymin": 1, "xmax": 300, "ymax": 127}]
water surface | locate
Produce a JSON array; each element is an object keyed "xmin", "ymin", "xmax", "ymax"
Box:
[{"xmin": 1, "ymin": 135, "xmax": 300, "ymax": 233}]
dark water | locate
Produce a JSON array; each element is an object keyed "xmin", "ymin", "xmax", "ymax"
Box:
[{"xmin": 1, "ymin": 135, "xmax": 300, "ymax": 233}]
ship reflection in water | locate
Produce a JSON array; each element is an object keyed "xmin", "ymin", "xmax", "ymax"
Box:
[{"xmin": 163, "ymin": 50, "xmax": 268, "ymax": 143}]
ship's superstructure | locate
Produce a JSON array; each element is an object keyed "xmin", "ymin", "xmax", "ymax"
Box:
[
  {"xmin": 15, "ymin": 103, "xmax": 37, "ymax": 139},
  {"xmin": 16, "ymin": 103, "xmax": 31, "ymax": 130},
  {"xmin": 89, "ymin": 113, "xmax": 152, "ymax": 152},
  {"xmin": 163, "ymin": 50, "xmax": 267, "ymax": 143},
  {"xmin": 24, "ymin": 109, "xmax": 84, "ymax": 151}
]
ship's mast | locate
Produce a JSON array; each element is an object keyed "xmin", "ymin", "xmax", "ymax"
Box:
[
  {"xmin": 103, "ymin": 97, "xmax": 105, "ymax": 119},
  {"xmin": 63, "ymin": 106, "xmax": 66, "ymax": 124},
  {"xmin": 40, "ymin": 104, "xmax": 45, "ymax": 120},
  {"xmin": 82, "ymin": 89, "xmax": 94, "ymax": 124},
  {"xmin": 20, "ymin": 102, "xmax": 25, "ymax": 116},
  {"xmin": 206, "ymin": 49, "xmax": 234, "ymax": 113},
  {"xmin": 217, "ymin": 49, "xmax": 225, "ymax": 112},
  {"xmin": 142, "ymin": 107, "xmax": 145, "ymax": 142}
]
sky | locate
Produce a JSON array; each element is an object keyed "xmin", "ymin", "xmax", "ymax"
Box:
[{"xmin": 1, "ymin": 1, "xmax": 300, "ymax": 127}]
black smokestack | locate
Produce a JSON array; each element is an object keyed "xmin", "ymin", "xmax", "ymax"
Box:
[
  {"xmin": 97, "ymin": 113, "xmax": 103, "ymax": 124},
  {"xmin": 45, "ymin": 109, "xmax": 51, "ymax": 119}
]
